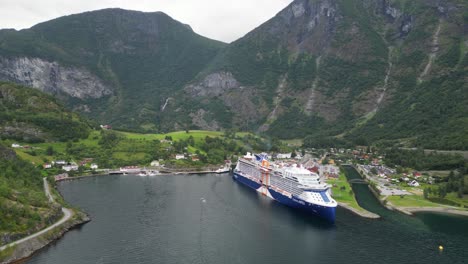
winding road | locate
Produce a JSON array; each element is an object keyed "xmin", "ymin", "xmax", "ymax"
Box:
[{"xmin": 0, "ymin": 178, "xmax": 73, "ymax": 251}]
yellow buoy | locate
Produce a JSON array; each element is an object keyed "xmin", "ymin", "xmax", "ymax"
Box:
[{"xmin": 439, "ymin": 245, "xmax": 444, "ymax": 251}]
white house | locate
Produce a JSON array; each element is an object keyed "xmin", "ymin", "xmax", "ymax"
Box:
[
  {"xmin": 62, "ymin": 165, "xmax": 78, "ymax": 172},
  {"xmin": 55, "ymin": 160, "xmax": 67, "ymax": 165},
  {"xmin": 90, "ymin": 164, "xmax": 98, "ymax": 170},
  {"xmin": 276, "ymin": 153, "xmax": 292, "ymax": 159},
  {"xmin": 43, "ymin": 163, "xmax": 52, "ymax": 169},
  {"xmin": 408, "ymin": 180, "xmax": 420, "ymax": 187},
  {"xmin": 150, "ymin": 160, "xmax": 160, "ymax": 167},
  {"xmin": 11, "ymin": 143, "xmax": 21, "ymax": 148},
  {"xmin": 175, "ymin": 154, "xmax": 185, "ymax": 160}
]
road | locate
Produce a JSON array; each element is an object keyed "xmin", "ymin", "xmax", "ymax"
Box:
[{"xmin": 0, "ymin": 178, "xmax": 73, "ymax": 251}]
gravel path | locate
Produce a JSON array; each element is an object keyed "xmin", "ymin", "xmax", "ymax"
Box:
[{"xmin": 0, "ymin": 178, "xmax": 73, "ymax": 251}]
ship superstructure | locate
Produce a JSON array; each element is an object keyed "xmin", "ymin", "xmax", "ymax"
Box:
[{"xmin": 233, "ymin": 153, "xmax": 337, "ymax": 222}]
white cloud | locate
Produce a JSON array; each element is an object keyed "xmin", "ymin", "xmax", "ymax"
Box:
[{"xmin": 0, "ymin": 0, "xmax": 293, "ymax": 42}]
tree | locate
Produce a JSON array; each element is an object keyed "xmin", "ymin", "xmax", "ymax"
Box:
[
  {"xmin": 438, "ymin": 185, "xmax": 447, "ymax": 198},
  {"xmin": 458, "ymin": 185, "xmax": 464, "ymax": 198},
  {"xmin": 322, "ymin": 158, "xmax": 329, "ymax": 165},
  {"xmin": 423, "ymin": 187, "xmax": 429, "ymax": 199},
  {"xmin": 187, "ymin": 136, "xmax": 195, "ymax": 146},
  {"xmin": 46, "ymin": 146, "xmax": 54, "ymax": 156}
]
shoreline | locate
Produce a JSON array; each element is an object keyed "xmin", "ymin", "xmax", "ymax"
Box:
[
  {"xmin": 1, "ymin": 211, "xmax": 90, "ymax": 264},
  {"xmin": 385, "ymin": 202, "xmax": 468, "ymax": 217},
  {"xmin": 0, "ymin": 179, "xmax": 91, "ymax": 264},
  {"xmin": 338, "ymin": 203, "xmax": 380, "ymax": 219},
  {"xmin": 57, "ymin": 169, "xmax": 228, "ymax": 182},
  {"xmin": 350, "ymin": 166, "xmax": 468, "ymax": 218}
]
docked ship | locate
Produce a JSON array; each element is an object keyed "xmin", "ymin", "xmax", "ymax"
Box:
[{"xmin": 233, "ymin": 153, "xmax": 337, "ymax": 222}]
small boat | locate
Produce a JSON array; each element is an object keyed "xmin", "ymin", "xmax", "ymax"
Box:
[
  {"xmin": 215, "ymin": 167, "xmax": 230, "ymax": 174},
  {"xmin": 147, "ymin": 171, "xmax": 159, "ymax": 176}
]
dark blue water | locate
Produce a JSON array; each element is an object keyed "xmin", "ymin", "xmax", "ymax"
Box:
[{"xmin": 25, "ymin": 171, "xmax": 468, "ymax": 264}]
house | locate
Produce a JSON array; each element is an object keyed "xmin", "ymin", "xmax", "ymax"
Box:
[
  {"xmin": 120, "ymin": 166, "xmax": 141, "ymax": 173},
  {"xmin": 150, "ymin": 160, "xmax": 160, "ymax": 167},
  {"xmin": 175, "ymin": 154, "xmax": 185, "ymax": 160},
  {"xmin": 80, "ymin": 158, "xmax": 93, "ymax": 166},
  {"xmin": 191, "ymin": 156, "xmax": 200, "ymax": 162},
  {"xmin": 54, "ymin": 173, "xmax": 69, "ymax": 181},
  {"xmin": 408, "ymin": 180, "xmax": 420, "ymax": 187},
  {"xmin": 276, "ymin": 153, "xmax": 292, "ymax": 159},
  {"xmin": 319, "ymin": 165, "xmax": 340, "ymax": 178},
  {"xmin": 100, "ymin": 124, "xmax": 112, "ymax": 130},
  {"xmin": 43, "ymin": 163, "xmax": 52, "ymax": 169},
  {"xmin": 90, "ymin": 164, "xmax": 98, "ymax": 170},
  {"xmin": 11, "ymin": 143, "xmax": 21, "ymax": 148},
  {"xmin": 55, "ymin": 160, "xmax": 67, "ymax": 165},
  {"xmin": 413, "ymin": 171, "xmax": 422, "ymax": 178},
  {"xmin": 62, "ymin": 165, "xmax": 78, "ymax": 172}
]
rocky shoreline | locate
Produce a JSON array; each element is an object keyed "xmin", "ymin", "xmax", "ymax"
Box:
[
  {"xmin": 384, "ymin": 203, "xmax": 468, "ymax": 217},
  {"xmin": 338, "ymin": 203, "xmax": 380, "ymax": 219},
  {"xmin": 0, "ymin": 211, "xmax": 90, "ymax": 264}
]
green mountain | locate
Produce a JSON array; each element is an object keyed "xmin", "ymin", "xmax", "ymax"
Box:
[
  {"xmin": 178, "ymin": 0, "xmax": 468, "ymax": 149},
  {"xmin": 0, "ymin": 144, "xmax": 60, "ymax": 245},
  {"xmin": 0, "ymin": 82, "xmax": 91, "ymax": 142},
  {"xmin": 0, "ymin": 8, "xmax": 225, "ymax": 131},
  {"xmin": 0, "ymin": 2, "xmax": 466, "ymax": 149}
]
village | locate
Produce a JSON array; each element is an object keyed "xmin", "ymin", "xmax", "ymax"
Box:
[{"xmin": 10, "ymin": 137, "xmax": 462, "ymax": 209}]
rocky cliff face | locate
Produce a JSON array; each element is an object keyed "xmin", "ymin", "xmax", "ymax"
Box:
[
  {"xmin": 185, "ymin": 72, "xmax": 240, "ymax": 97},
  {"xmin": 0, "ymin": 2, "xmax": 465, "ymax": 148},
  {"xmin": 0, "ymin": 8, "xmax": 225, "ymax": 131},
  {"xmin": 0, "ymin": 57, "xmax": 113, "ymax": 99},
  {"xmin": 176, "ymin": 0, "xmax": 467, "ymax": 149}
]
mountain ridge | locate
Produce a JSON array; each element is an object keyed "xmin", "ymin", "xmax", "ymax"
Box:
[{"xmin": 0, "ymin": 1, "xmax": 466, "ymax": 149}]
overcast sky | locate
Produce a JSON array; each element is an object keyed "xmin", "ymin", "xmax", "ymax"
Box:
[{"xmin": 0, "ymin": 0, "xmax": 293, "ymax": 43}]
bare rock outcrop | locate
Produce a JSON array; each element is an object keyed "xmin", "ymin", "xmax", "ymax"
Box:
[
  {"xmin": 0, "ymin": 57, "xmax": 113, "ymax": 99},
  {"xmin": 185, "ymin": 72, "xmax": 240, "ymax": 97}
]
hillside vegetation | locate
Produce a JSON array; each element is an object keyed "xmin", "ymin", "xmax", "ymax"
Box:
[
  {"xmin": 0, "ymin": 144, "xmax": 58, "ymax": 244},
  {"xmin": 0, "ymin": 82, "xmax": 91, "ymax": 142},
  {"xmin": 0, "ymin": 1, "xmax": 466, "ymax": 150}
]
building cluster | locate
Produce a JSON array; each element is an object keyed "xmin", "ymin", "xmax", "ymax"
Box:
[
  {"xmin": 54, "ymin": 173, "xmax": 69, "ymax": 181},
  {"xmin": 43, "ymin": 159, "xmax": 98, "ymax": 172}
]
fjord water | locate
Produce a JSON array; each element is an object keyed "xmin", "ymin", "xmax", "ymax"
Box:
[{"xmin": 26, "ymin": 172, "xmax": 468, "ymax": 264}]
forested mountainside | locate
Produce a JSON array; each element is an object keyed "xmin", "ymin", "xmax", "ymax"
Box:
[
  {"xmin": 178, "ymin": 0, "xmax": 467, "ymax": 149},
  {"xmin": 0, "ymin": 82, "xmax": 91, "ymax": 142},
  {"xmin": 0, "ymin": 144, "xmax": 60, "ymax": 246},
  {"xmin": 0, "ymin": 8, "xmax": 225, "ymax": 131},
  {"xmin": 0, "ymin": 1, "xmax": 466, "ymax": 149}
]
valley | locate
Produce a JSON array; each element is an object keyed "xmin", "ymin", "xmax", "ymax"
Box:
[{"xmin": 0, "ymin": 0, "xmax": 467, "ymax": 263}]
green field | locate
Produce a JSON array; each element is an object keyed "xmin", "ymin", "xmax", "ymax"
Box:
[
  {"xmin": 119, "ymin": 130, "xmax": 248, "ymax": 141},
  {"xmin": 10, "ymin": 129, "xmax": 268, "ymax": 168},
  {"xmin": 328, "ymin": 173, "xmax": 368, "ymax": 213},
  {"xmin": 386, "ymin": 195, "xmax": 441, "ymax": 207}
]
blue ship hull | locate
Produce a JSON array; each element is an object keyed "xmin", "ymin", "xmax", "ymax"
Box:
[{"xmin": 233, "ymin": 172, "xmax": 336, "ymax": 223}]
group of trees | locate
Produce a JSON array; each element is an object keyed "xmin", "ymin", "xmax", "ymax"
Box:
[
  {"xmin": 0, "ymin": 144, "xmax": 52, "ymax": 233},
  {"xmin": 384, "ymin": 148, "xmax": 466, "ymax": 171},
  {"xmin": 424, "ymin": 170, "xmax": 467, "ymax": 200}
]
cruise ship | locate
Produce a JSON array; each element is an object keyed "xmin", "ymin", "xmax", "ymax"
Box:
[{"xmin": 233, "ymin": 153, "xmax": 337, "ymax": 222}]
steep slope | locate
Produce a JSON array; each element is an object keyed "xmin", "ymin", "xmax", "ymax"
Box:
[
  {"xmin": 0, "ymin": 144, "xmax": 60, "ymax": 246},
  {"xmin": 0, "ymin": 82, "xmax": 91, "ymax": 142},
  {"xmin": 0, "ymin": 8, "xmax": 225, "ymax": 131},
  {"xmin": 0, "ymin": 3, "xmax": 466, "ymax": 149},
  {"xmin": 176, "ymin": 0, "xmax": 467, "ymax": 149}
]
